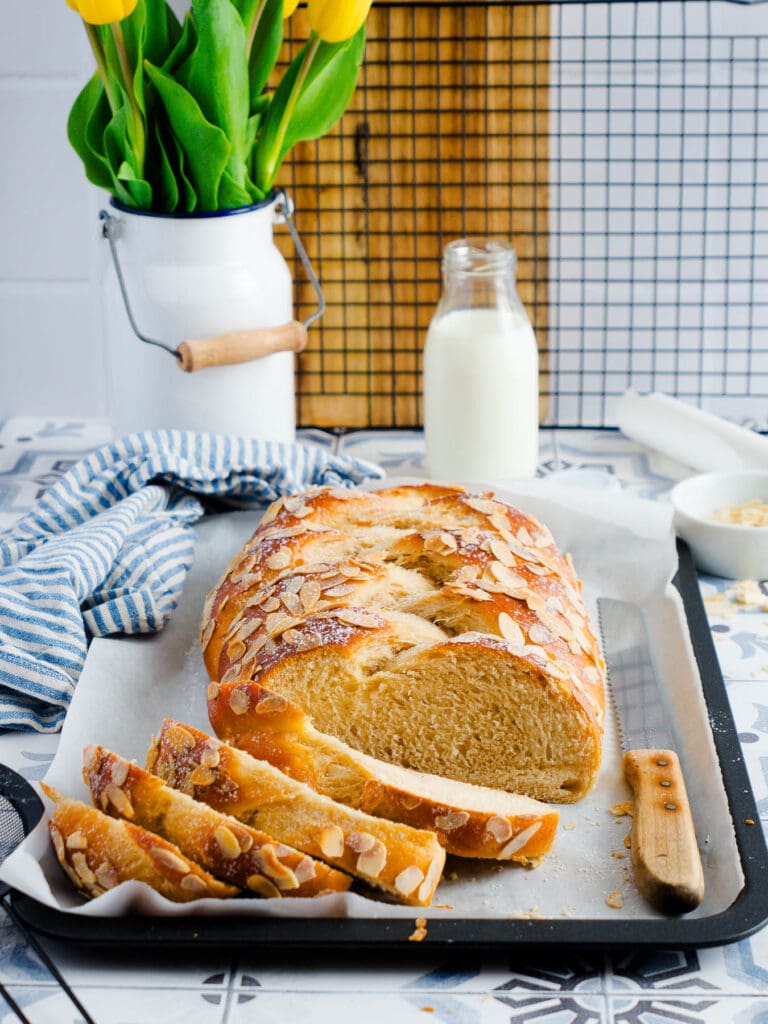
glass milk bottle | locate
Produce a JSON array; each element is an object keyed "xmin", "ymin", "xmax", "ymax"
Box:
[{"xmin": 423, "ymin": 239, "xmax": 539, "ymax": 481}]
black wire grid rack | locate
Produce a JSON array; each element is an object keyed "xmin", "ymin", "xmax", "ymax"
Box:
[{"xmin": 278, "ymin": 1, "xmax": 768, "ymax": 430}]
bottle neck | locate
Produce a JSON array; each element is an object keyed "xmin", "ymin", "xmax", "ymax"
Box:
[{"xmin": 439, "ymin": 238, "xmax": 521, "ymax": 314}]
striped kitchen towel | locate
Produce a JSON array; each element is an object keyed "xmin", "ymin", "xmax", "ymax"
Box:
[{"xmin": 0, "ymin": 431, "xmax": 384, "ymax": 733}]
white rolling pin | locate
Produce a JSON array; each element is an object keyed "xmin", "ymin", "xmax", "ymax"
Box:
[{"xmin": 616, "ymin": 390, "xmax": 768, "ymax": 472}]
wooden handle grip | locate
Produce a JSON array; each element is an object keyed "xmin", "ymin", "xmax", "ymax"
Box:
[
  {"xmin": 623, "ymin": 749, "xmax": 705, "ymax": 914},
  {"xmin": 176, "ymin": 321, "xmax": 308, "ymax": 373}
]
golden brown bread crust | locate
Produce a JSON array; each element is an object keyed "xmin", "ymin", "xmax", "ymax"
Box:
[
  {"xmin": 42, "ymin": 785, "xmax": 237, "ymax": 903},
  {"xmin": 83, "ymin": 745, "xmax": 352, "ymax": 898},
  {"xmin": 210, "ymin": 681, "xmax": 559, "ymax": 861},
  {"xmin": 201, "ymin": 484, "xmax": 605, "ymax": 803},
  {"xmin": 148, "ymin": 719, "xmax": 446, "ymax": 906}
]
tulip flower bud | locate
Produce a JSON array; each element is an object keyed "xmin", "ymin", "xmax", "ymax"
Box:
[
  {"xmin": 66, "ymin": 0, "xmax": 137, "ymax": 24},
  {"xmin": 307, "ymin": 0, "xmax": 373, "ymax": 43},
  {"xmin": 284, "ymin": 0, "xmax": 300, "ymax": 17}
]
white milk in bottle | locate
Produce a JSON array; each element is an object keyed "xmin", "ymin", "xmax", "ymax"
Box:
[{"xmin": 423, "ymin": 239, "xmax": 539, "ymax": 481}]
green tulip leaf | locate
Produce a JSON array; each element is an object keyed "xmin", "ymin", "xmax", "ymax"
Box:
[
  {"xmin": 67, "ymin": 73, "xmax": 113, "ymax": 191},
  {"xmin": 117, "ymin": 160, "xmax": 153, "ymax": 208},
  {"xmin": 181, "ymin": 0, "xmax": 250, "ymax": 189},
  {"xmin": 144, "ymin": 59, "xmax": 232, "ymax": 211},
  {"xmin": 218, "ymin": 170, "xmax": 255, "ymax": 209},
  {"xmin": 245, "ymin": 0, "xmax": 283, "ymax": 111},
  {"xmin": 280, "ymin": 29, "xmax": 365, "ymax": 157},
  {"xmin": 103, "ymin": 107, "xmax": 144, "ymax": 207},
  {"xmin": 152, "ymin": 120, "xmax": 180, "ymax": 214},
  {"xmin": 253, "ymin": 28, "xmax": 365, "ymax": 193},
  {"xmin": 163, "ymin": 12, "xmax": 197, "ymax": 75}
]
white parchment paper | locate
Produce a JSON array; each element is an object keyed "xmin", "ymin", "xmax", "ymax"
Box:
[{"xmin": 0, "ymin": 478, "xmax": 743, "ymax": 922}]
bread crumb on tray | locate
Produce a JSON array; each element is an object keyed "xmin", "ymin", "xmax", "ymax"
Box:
[
  {"xmin": 606, "ymin": 890, "xmax": 624, "ymax": 909},
  {"xmin": 409, "ymin": 917, "xmax": 428, "ymax": 942},
  {"xmin": 609, "ymin": 801, "xmax": 634, "ymax": 818}
]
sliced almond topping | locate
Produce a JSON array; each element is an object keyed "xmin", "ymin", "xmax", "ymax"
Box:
[
  {"xmin": 72, "ymin": 851, "xmax": 96, "ymax": 887},
  {"xmin": 254, "ymin": 694, "xmax": 289, "ymax": 715},
  {"xmin": 319, "ymin": 824, "xmax": 345, "ymax": 859},
  {"xmin": 180, "ymin": 873, "xmax": 208, "ymax": 894},
  {"xmin": 109, "ymin": 758, "xmax": 129, "ymax": 788},
  {"xmin": 498, "ymin": 612, "xmax": 525, "ymax": 647},
  {"xmin": 200, "ymin": 745, "xmax": 221, "ymax": 769},
  {"xmin": 105, "ymin": 784, "xmax": 134, "ymax": 819},
  {"xmin": 434, "ymin": 811, "xmax": 470, "ymax": 831},
  {"xmin": 282, "ymin": 628, "xmax": 304, "ymax": 645},
  {"xmin": 423, "ymin": 533, "xmax": 445, "ymax": 552},
  {"xmin": 168, "ymin": 724, "xmax": 195, "ymax": 752},
  {"xmin": 324, "ymin": 584, "xmax": 356, "ymax": 599},
  {"xmin": 466, "ymin": 497, "xmax": 498, "ymax": 515},
  {"xmin": 451, "ymin": 585, "xmax": 492, "ymax": 603},
  {"xmin": 294, "ymin": 855, "xmax": 317, "ymax": 884},
  {"xmin": 228, "ymin": 688, "xmax": 250, "ymax": 716},
  {"xmin": 336, "ymin": 608, "xmax": 380, "ymax": 629},
  {"xmin": 265, "ymin": 549, "xmax": 291, "ymax": 571},
  {"xmin": 247, "ymin": 874, "xmax": 282, "ymax": 898},
  {"xmin": 50, "ymin": 826, "xmax": 65, "ymax": 861},
  {"xmin": 346, "ymin": 831, "xmax": 376, "ymax": 854},
  {"xmin": 281, "ymin": 591, "xmax": 302, "ymax": 616},
  {"xmin": 95, "ymin": 862, "xmax": 119, "ymax": 890},
  {"xmin": 261, "ymin": 596, "xmax": 281, "ymax": 613},
  {"xmin": 214, "ymin": 825, "xmax": 241, "ymax": 860},
  {"xmin": 236, "ymin": 830, "xmax": 254, "ymax": 854},
  {"xmin": 259, "ymin": 844, "xmax": 299, "ymax": 889},
  {"xmin": 189, "ymin": 765, "xmax": 217, "ymax": 787},
  {"xmin": 418, "ymin": 853, "xmax": 445, "ymax": 903},
  {"xmin": 486, "ymin": 815, "xmax": 514, "ymax": 843},
  {"xmin": 150, "ymin": 846, "xmax": 191, "ymax": 875},
  {"xmin": 226, "ymin": 639, "xmax": 247, "ymax": 662},
  {"xmin": 201, "ymin": 619, "xmax": 216, "ymax": 652},
  {"xmin": 265, "ymin": 613, "xmax": 301, "ymax": 637},
  {"xmin": 207, "ymin": 682, "xmax": 221, "ymax": 702},
  {"xmin": 399, "ymin": 793, "xmax": 422, "ymax": 811},
  {"xmin": 454, "ymin": 565, "xmax": 478, "ymax": 584},
  {"xmin": 394, "ymin": 865, "xmax": 425, "ymax": 897},
  {"xmin": 356, "ymin": 839, "xmax": 387, "ymax": 879},
  {"xmin": 299, "ymin": 579, "xmax": 322, "ymax": 611},
  {"xmin": 528, "ymin": 623, "xmax": 554, "ymax": 645},
  {"xmin": 439, "ymin": 532, "xmax": 458, "ymax": 551},
  {"xmin": 65, "ymin": 831, "xmax": 88, "ymax": 851},
  {"xmin": 499, "ymin": 821, "xmax": 543, "ymax": 859},
  {"xmin": 490, "ymin": 538, "xmax": 515, "ymax": 566},
  {"xmin": 516, "ymin": 526, "xmax": 535, "ymax": 547}
]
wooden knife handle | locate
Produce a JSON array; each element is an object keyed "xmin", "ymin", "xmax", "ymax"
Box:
[
  {"xmin": 176, "ymin": 321, "xmax": 308, "ymax": 373},
  {"xmin": 623, "ymin": 749, "xmax": 705, "ymax": 914}
]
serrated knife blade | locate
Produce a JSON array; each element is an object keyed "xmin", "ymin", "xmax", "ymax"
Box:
[{"xmin": 598, "ymin": 597, "xmax": 705, "ymax": 914}]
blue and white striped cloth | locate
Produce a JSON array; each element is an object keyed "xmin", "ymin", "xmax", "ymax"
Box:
[{"xmin": 0, "ymin": 431, "xmax": 383, "ymax": 733}]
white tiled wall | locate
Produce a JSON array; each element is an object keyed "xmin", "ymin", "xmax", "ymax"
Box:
[{"xmin": 2, "ymin": 1, "xmax": 768, "ymax": 425}]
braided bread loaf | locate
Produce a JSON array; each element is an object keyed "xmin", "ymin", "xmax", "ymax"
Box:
[{"xmin": 202, "ymin": 484, "xmax": 605, "ymax": 803}]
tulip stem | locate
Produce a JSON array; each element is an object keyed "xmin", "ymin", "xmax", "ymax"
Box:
[
  {"xmin": 111, "ymin": 20, "xmax": 146, "ymax": 177},
  {"xmin": 246, "ymin": 0, "xmax": 269, "ymax": 56},
  {"xmin": 83, "ymin": 23, "xmax": 118, "ymax": 113},
  {"xmin": 258, "ymin": 31, "xmax": 320, "ymax": 191}
]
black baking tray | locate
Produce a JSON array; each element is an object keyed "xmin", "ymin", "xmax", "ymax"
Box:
[{"xmin": 7, "ymin": 540, "xmax": 768, "ymax": 953}]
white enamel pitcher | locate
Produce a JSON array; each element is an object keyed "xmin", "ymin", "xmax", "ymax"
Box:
[{"xmin": 101, "ymin": 190, "xmax": 324, "ymax": 441}]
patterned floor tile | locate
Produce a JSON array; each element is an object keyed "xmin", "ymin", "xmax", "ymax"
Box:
[
  {"xmin": 226, "ymin": 990, "xmax": 607, "ymax": 1024},
  {"xmin": 553, "ymin": 429, "xmax": 682, "ymax": 499},
  {"xmin": 608, "ymin": 994, "xmax": 768, "ymax": 1023},
  {"xmin": 0, "ymin": 984, "xmax": 226, "ymax": 1024},
  {"xmin": 32, "ymin": 940, "xmax": 233, "ymax": 991},
  {"xmin": 240, "ymin": 955, "xmax": 605, "ymax": 994},
  {"xmin": 337, "ymin": 429, "xmax": 558, "ymax": 483}
]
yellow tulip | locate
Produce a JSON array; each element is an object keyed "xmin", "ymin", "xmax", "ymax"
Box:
[
  {"xmin": 66, "ymin": 0, "xmax": 137, "ymax": 24},
  {"xmin": 307, "ymin": 0, "xmax": 372, "ymax": 43},
  {"xmin": 284, "ymin": 0, "xmax": 300, "ymax": 17}
]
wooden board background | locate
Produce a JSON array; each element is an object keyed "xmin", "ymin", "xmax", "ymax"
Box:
[{"xmin": 277, "ymin": 3, "xmax": 550, "ymax": 428}]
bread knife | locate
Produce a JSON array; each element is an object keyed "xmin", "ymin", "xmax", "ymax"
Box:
[{"xmin": 598, "ymin": 597, "xmax": 705, "ymax": 914}]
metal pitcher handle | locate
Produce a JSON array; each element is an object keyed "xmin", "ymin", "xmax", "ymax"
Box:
[{"xmin": 100, "ymin": 189, "xmax": 325, "ymax": 374}]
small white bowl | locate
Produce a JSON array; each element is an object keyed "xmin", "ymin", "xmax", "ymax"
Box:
[{"xmin": 670, "ymin": 471, "xmax": 768, "ymax": 578}]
